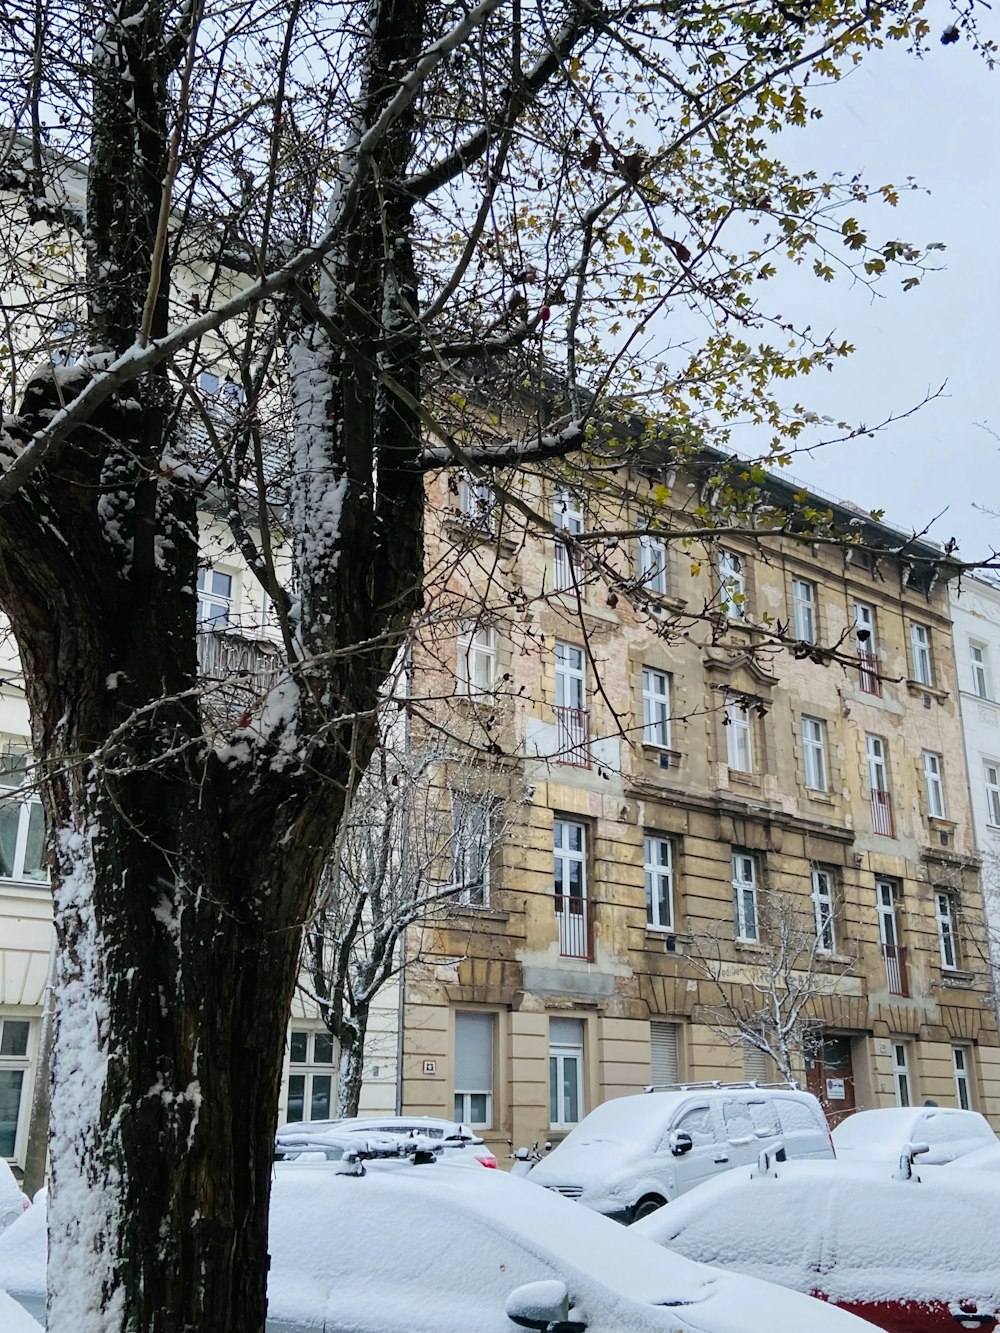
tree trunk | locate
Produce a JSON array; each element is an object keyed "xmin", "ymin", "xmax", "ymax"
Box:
[{"xmin": 337, "ymin": 1010, "xmax": 369, "ymax": 1119}]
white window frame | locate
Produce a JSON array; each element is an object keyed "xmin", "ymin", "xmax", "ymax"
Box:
[
  {"xmin": 893, "ymin": 1041, "xmax": 912, "ymax": 1107},
  {"xmin": 641, "ymin": 668, "xmax": 671, "ymax": 748},
  {"xmin": 549, "ymin": 1018, "xmax": 585, "ymax": 1129},
  {"xmin": 553, "ymin": 490, "xmax": 584, "ymax": 592},
  {"xmin": 644, "ymin": 834, "xmax": 674, "ymax": 932},
  {"xmin": 725, "ymin": 700, "xmax": 753, "ymax": 773},
  {"xmin": 877, "ymin": 880, "xmax": 900, "ymax": 948},
  {"xmin": 923, "ymin": 751, "xmax": 946, "ymax": 819},
  {"xmin": 458, "ymin": 474, "xmax": 495, "ymax": 528},
  {"xmin": 197, "ymin": 564, "xmax": 235, "ymax": 628},
  {"xmin": 718, "ymin": 549, "xmax": 746, "ymax": 619},
  {"xmin": 286, "ymin": 1028, "xmax": 335, "ymax": 1124},
  {"xmin": 456, "ymin": 622, "xmax": 497, "ymax": 697},
  {"xmin": 0, "ymin": 754, "xmax": 46, "ymax": 884},
  {"xmin": 910, "ymin": 623, "xmax": 933, "ymax": 686},
  {"xmin": 553, "ymin": 818, "xmax": 587, "ymax": 908},
  {"xmin": 454, "ymin": 1011, "xmax": 494, "ymax": 1128},
  {"xmin": 953, "ymin": 1046, "xmax": 973, "ymax": 1110},
  {"xmin": 0, "ymin": 1015, "xmax": 34, "ymax": 1161},
  {"xmin": 791, "ymin": 578, "xmax": 817, "ymax": 643},
  {"xmin": 450, "ymin": 795, "xmax": 492, "ymax": 907},
  {"xmin": 811, "ymin": 866, "xmax": 836, "ymax": 953},
  {"xmin": 801, "ymin": 716, "xmax": 827, "ymax": 792},
  {"xmin": 855, "ymin": 601, "xmax": 880, "ymax": 694},
  {"xmin": 866, "ymin": 734, "xmax": 888, "ymax": 793},
  {"xmin": 985, "ymin": 763, "xmax": 1000, "ymax": 826},
  {"xmin": 732, "ymin": 851, "xmax": 759, "ymax": 943},
  {"xmin": 971, "ymin": 642, "xmax": 990, "ymax": 700},
  {"xmin": 638, "ymin": 533, "xmax": 668, "ymax": 596},
  {"xmin": 936, "ymin": 891, "xmax": 958, "ymax": 971}
]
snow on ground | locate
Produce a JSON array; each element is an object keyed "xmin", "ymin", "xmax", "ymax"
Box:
[{"xmin": 0, "ymin": 1287, "xmax": 43, "ymax": 1330}]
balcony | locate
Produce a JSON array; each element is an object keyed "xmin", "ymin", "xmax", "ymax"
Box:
[
  {"xmin": 554, "ymin": 705, "xmax": 590, "ymax": 767},
  {"xmin": 197, "ymin": 630, "xmax": 278, "ymax": 711},
  {"xmin": 555, "ymin": 894, "xmax": 595, "ymax": 960},
  {"xmin": 858, "ymin": 650, "xmax": 881, "ymax": 696},
  {"xmin": 882, "ymin": 943, "xmax": 909, "ymax": 997},
  {"xmin": 871, "ymin": 788, "xmax": 894, "ymax": 837}
]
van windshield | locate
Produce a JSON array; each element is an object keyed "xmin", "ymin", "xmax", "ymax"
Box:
[{"xmin": 553, "ymin": 1093, "xmax": 682, "ymax": 1152}]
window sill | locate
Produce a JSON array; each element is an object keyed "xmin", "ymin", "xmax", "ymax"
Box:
[
  {"xmin": 927, "ymin": 816, "xmax": 957, "ymax": 831},
  {"xmin": 936, "ymin": 969, "xmax": 977, "ymax": 989},
  {"xmin": 905, "ymin": 680, "xmax": 948, "ymax": 703},
  {"xmin": 727, "ymin": 769, "xmax": 761, "ymax": 788},
  {"xmin": 734, "ymin": 939, "xmax": 765, "ymax": 953},
  {"xmin": 448, "ymin": 906, "xmax": 509, "ymax": 923},
  {"xmin": 804, "ymin": 789, "xmax": 835, "ymax": 804},
  {"xmin": 0, "ymin": 876, "xmax": 50, "ymax": 890},
  {"xmin": 641, "ymin": 745, "xmax": 683, "ymax": 769}
]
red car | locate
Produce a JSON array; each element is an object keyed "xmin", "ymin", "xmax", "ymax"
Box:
[{"xmin": 635, "ymin": 1155, "xmax": 1000, "ymax": 1333}]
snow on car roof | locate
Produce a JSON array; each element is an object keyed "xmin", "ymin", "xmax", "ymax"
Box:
[
  {"xmin": 0, "ymin": 1289, "xmax": 42, "ymax": 1331},
  {"xmin": 635, "ymin": 1157, "xmax": 1000, "ymax": 1308},
  {"xmin": 832, "ymin": 1106, "xmax": 995, "ymax": 1155},
  {"xmin": 0, "ymin": 1192, "xmax": 46, "ymax": 1298}
]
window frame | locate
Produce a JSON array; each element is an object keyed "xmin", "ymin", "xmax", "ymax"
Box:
[
  {"xmin": 970, "ymin": 642, "xmax": 990, "ymax": 700},
  {"xmin": 453, "ymin": 1011, "xmax": 495, "ymax": 1129},
  {"xmin": 450, "ymin": 795, "xmax": 493, "ymax": 907},
  {"xmin": 935, "ymin": 890, "xmax": 959, "ymax": 972},
  {"xmin": 731, "ymin": 850, "xmax": 759, "ymax": 943},
  {"xmin": 553, "ymin": 489, "xmax": 584, "ymax": 592},
  {"xmin": 718, "ymin": 548, "xmax": 746, "ymax": 620},
  {"xmin": 643, "ymin": 833, "xmax": 675, "ymax": 932},
  {"xmin": 457, "ymin": 474, "xmax": 495, "ymax": 529},
  {"xmin": 641, "ymin": 667, "xmax": 671, "ymax": 749},
  {"xmin": 892, "ymin": 1041, "xmax": 912, "ymax": 1108},
  {"xmin": 910, "ymin": 623, "xmax": 934, "ymax": 686},
  {"xmin": 811, "ymin": 866, "xmax": 836, "ymax": 954},
  {"xmin": 456, "ymin": 622, "xmax": 497, "ymax": 697},
  {"xmin": 953, "ymin": 1046, "xmax": 973, "ymax": 1111},
  {"xmin": 196, "ymin": 564, "xmax": 235, "ymax": 629},
  {"xmin": 801, "ymin": 716, "xmax": 828, "ymax": 792},
  {"xmin": 854, "ymin": 601, "xmax": 880, "ymax": 695},
  {"xmin": 866, "ymin": 733, "xmax": 889, "ymax": 792},
  {"xmin": 286, "ymin": 1027, "xmax": 335, "ymax": 1124},
  {"xmin": 724, "ymin": 699, "xmax": 753, "ymax": 773},
  {"xmin": 985, "ymin": 762, "xmax": 1000, "ymax": 826},
  {"xmin": 923, "ymin": 750, "xmax": 946, "ymax": 819},
  {"xmin": 0, "ymin": 753, "xmax": 46, "ymax": 885},
  {"xmin": 638, "ymin": 533, "xmax": 668, "ymax": 596},
  {"xmin": 0, "ymin": 1015, "xmax": 33, "ymax": 1161},
  {"xmin": 549, "ymin": 1017, "xmax": 585, "ymax": 1129},
  {"xmin": 791, "ymin": 578, "xmax": 817, "ymax": 644}
]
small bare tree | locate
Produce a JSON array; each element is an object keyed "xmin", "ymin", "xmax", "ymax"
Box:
[
  {"xmin": 687, "ymin": 887, "xmax": 855, "ymax": 1084},
  {"xmin": 300, "ymin": 727, "xmax": 518, "ymax": 1118}
]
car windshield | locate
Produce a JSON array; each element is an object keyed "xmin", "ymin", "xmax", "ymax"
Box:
[
  {"xmin": 549, "ymin": 1093, "xmax": 679, "ymax": 1152},
  {"xmin": 832, "ymin": 1110, "xmax": 918, "ymax": 1155}
]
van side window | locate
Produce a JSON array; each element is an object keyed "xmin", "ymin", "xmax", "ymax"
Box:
[
  {"xmin": 722, "ymin": 1100, "xmax": 755, "ymax": 1142},
  {"xmin": 775, "ymin": 1098, "xmax": 821, "ymax": 1133},
  {"xmin": 672, "ymin": 1105, "xmax": 714, "ymax": 1145},
  {"xmin": 747, "ymin": 1100, "xmax": 780, "ymax": 1137}
]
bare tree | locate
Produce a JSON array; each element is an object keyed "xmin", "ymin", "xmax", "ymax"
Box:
[
  {"xmin": 301, "ymin": 722, "xmax": 518, "ymax": 1119},
  {"xmin": 687, "ymin": 888, "xmax": 855, "ymax": 1084},
  {"xmin": 0, "ymin": 0, "xmax": 979, "ymax": 1328}
]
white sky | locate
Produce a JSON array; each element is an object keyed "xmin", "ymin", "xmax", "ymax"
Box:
[{"xmin": 729, "ymin": 12, "xmax": 999, "ymax": 560}]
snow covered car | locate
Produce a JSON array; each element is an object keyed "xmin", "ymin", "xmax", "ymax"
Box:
[
  {"xmin": 0, "ymin": 1160, "xmax": 30, "ymax": 1236},
  {"xmin": 947, "ymin": 1140, "xmax": 1000, "ymax": 1173},
  {"xmin": 635, "ymin": 1155, "xmax": 1000, "ymax": 1333},
  {"xmin": 525, "ymin": 1084, "xmax": 833, "ymax": 1222},
  {"xmin": 276, "ymin": 1114, "xmax": 498, "ymax": 1168},
  {"xmin": 831, "ymin": 1106, "xmax": 998, "ymax": 1167},
  {"xmin": 0, "ymin": 1164, "xmax": 883, "ymax": 1333}
]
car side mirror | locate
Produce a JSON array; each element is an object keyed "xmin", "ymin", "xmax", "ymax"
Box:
[
  {"xmin": 669, "ymin": 1130, "xmax": 693, "ymax": 1157},
  {"xmin": 506, "ymin": 1280, "xmax": 586, "ymax": 1332}
]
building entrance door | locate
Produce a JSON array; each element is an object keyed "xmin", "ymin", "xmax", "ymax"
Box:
[{"xmin": 805, "ymin": 1035, "xmax": 857, "ymax": 1127}]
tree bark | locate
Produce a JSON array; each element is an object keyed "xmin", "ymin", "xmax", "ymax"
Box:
[{"xmin": 337, "ymin": 1009, "xmax": 369, "ymax": 1119}]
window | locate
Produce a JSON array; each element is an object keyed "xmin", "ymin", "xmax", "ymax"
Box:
[
  {"xmin": 454, "ymin": 1011, "xmax": 494, "ymax": 1127},
  {"xmin": 867, "ymin": 734, "xmax": 893, "ymax": 837},
  {"xmin": 458, "ymin": 474, "xmax": 494, "ymax": 529},
  {"xmin": 286, "ymin": 1029, "xmax": 334, "ymax": 1123},
  {"xmin": 936, "ymin": 891, "xmax": 958, "ymax": 971},
  {"xmin": 718, "ymin": 549, "xmax": 746, "ymax": 619},
  {"xmin": 553, "ymin": 819, "xmax": 588, "ymax": 957},
  {"xmin": 641, "ymin": 668, "xmax": 671, "ymax": 748},
  {"xmin": 801, "ymin": 716, "xmax": 827, "ymax": 792},
  {"xmin": 877, "ymin": 880, "xmax": 906, "ymax": 995},
  {"xmin": 644, "ymin": 835, "xmax": 674, "ymax": 932},
  {"xmin": 923, "ymin": 751, "xmax": 946, "ymax": 819},
  {"xmin": 0, "ymin": 754, "xmax": 45, "ymax": 883},
  {"xmin": 910, "ymin": 624, "xmax": 933, "ymax": 686},
  {"xmin": 638, "ymin": 534, "xmax": 668, "ymax": 596},
  {"xmin": 855, "ymin": 602, "xmax": 879, "ymax": 695},
  {"xmin": 198, "ymin": 369, "xmax": 220, "ymax": 396},
  {"xmin": 650, "ymin": 1021, "xmax": 679, "ymax": 1087},
  {"xmin": 811, "ymin": 866, "xmax": 836, "ymax": 953},
  {"xmin": 791, "ymin": 578, "xmax": 817, "ymax": 643},
  {"xmin": 456, "ymin": 622, "xmax": 497, "ymax": 696},
  {"xmin": 892, "ymin": 1042, "xmax": 912, "ymax": 1107},
  {"xmin": 732, "ymin": 851, "xmax": 758, "ymax": 942},
  {"xmin": 724, "ymin": 699, "xmax": 753, "ymax": 773},
  {"xmin": 0, "ymin": 1017, "xmax": 32, "ymax": 1158},
  {"xmin": 451, "ymin": 795, "xmax": 492, "ymax": 906},
  {"xmin": 742, "ymin": 1043, "xmax": 770, "ymax": 1085},
  {"xmin": 970, "ymin": 643, "xmax": 990, "ymax": 700},
  {"xmin": 197, "ymin": 566, "xmax": 234, "ymax": 628},
  {"xmin": 549, "ymin": 1016, "xmax": 584, "ymax": 1127},
  {"xmin": 953, "ymin": 1046, "xmax": 973, "ymax": 1110},
  {"xmin": 553, "ymin": 490, "xmax": 584, "ymax": 592},
  {"xmin": 554, "ymin": 642, "xmax": 588, "ymax": 765},
  {"xmin": 722, "ymin": 1099, "xmax": 756, "ymax": 1142},
  {"xmin": 985, "ymin": 764, "xmax": 1000, "ymax": 825}
]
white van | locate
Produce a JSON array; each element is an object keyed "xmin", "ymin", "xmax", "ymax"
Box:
[{"xmin": 526, "ymin": 1083, "xmax": 834, "ymax": 1223}]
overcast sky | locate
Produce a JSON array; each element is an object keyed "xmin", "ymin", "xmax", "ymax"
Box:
[{"xmin": 730, "ymin": 11, "xmax": 999, "ymax": 560}]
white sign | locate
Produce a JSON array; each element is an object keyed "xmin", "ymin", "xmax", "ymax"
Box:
[
  {"xmin": 826, "ymin": 1077, "xmax": 846, "ymax": 1101},
  {"xmin": 422, "ymin": 1060, "xmax": 436, "ymax": 1075}
]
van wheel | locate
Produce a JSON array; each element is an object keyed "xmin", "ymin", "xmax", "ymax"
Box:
[{"xmin": 631, "ymin": 1195, "xmax": 666, "ymax": 1222}]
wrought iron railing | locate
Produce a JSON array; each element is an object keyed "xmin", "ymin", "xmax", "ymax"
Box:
[
  {"xmin": 555, "ymin": 894, "xmax": 595, "ymax": 960},
  {"xmin": 554, "ymin": 705, "xmax": 590, "ymax": 767},
  {"xmin": 858, "ymin": 650, "xmax": 881, "ymax": 696},
  {"xmin": 882, "ymin": 943, "xmax": 908, "ymax": 997},
  {"xmin": 871, "ymin": 788, "xmax": 894, "ymax": 837}
]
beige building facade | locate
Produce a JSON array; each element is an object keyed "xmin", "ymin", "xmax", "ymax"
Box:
[{"xmin": 399, "ymin": 460, "xmax": 1000, "ymax": 1159}]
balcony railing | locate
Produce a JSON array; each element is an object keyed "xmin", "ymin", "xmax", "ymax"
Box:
[
  {"xmin": 871, "ymin": 788, "xmax": 894, "ymax": 837},
  {"xmin": 883, "ymin": 943, "xmax": 909, "ymax": 997},
  {"xmin": 554, "ymin": 705, "xmax": 590, "ymax": 767},
  {"xmin": 555, "ymin": 894, "xmax": 595, "ymax": 960},
  {"xmin": 858, "ymin": 650, "xmax": 881, "ymax": 696},
  {"xmin": 197, "ymin": 629, "xmax": 278, "ymax": 708}
]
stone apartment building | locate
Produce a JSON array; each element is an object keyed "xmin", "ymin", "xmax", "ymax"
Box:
[{"xmin": 396, "ymin": 457, "xmax": 1000, "ymax": 1159}]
